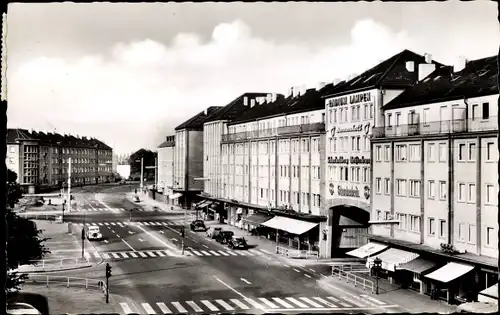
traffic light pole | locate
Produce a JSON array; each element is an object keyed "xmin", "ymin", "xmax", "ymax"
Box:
[
  {"xmin": 81, "ymin": 228, "xmax": 85, "ymax": 258},
  {"xmin": 106, "ymin": 275, "xmax": 109, "ymax": 303}
]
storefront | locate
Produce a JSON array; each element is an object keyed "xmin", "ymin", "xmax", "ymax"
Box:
[
  {"xmin": 346, "ymin": 242, "xmax": 388, "ymax": 259},
  {"xmin": 242, "ymin": 212, "xmax": 273, "ymax": 234},
  {"xmin": 478, "ymin": 283, "xmax": 498, "ymax": 304},
  {"xmin": 424, "ymin": 262, "xmax": 476, "ymax": 304},
  {"xmin": 398, "ymin": 257, "xmax": 439, "ymax": 294}
]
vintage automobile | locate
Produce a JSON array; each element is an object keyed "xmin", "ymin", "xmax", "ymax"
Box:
[
  {"xmin": 86, "ymin": 225, "xmax": 103, "ymax": 241},
  {"xmin": 206, "ymin": 227, "xmax": 222, "ymax": 239},
  {"xmin": 190, "ymin": 220, "xmax": 207, "ymax": 232},
  {"xmin": 215, "ymin": 231, "xmax": 234, "ymax": 244},
  {"xmin": 228, "ymin": 236, "xmax": 248, "ymax": 250}
]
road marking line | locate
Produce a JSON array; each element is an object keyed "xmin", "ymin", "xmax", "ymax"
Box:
[
  {"xmin": 104, "ymin": 222, "xmax": 110, "ymax": 226},
  {"xmin": 293, "ymin": 268, "xmax": 301, "ymax": 272},
  {"xmin": 313, "ymin": 297, "xmax": 336, "ymax": 307},
  {"xmin": 352, "ymin": 295, "xmax": 378, "ymax": 307},
  {"xmin": 258, "ymin": 248, "xmax": 273, "ymax": 254},
  {"xmin": 300, "ymin": 297, "xmax": 324, "ymax": 308},
  {"xmin": 304, "ymin": 274, "xmax": 312, "ymax": 278},
  {"xmin": 283, "ymin": 264, "xmax": 290, "ymax": 267},
  {"xmin": 215, "ymin": 299, "xmax": 235, "ymax": 311},
  {"xmin": 218, "ymin": 250, "xmax": 230, "ymax": 256},
  {"xmin": 156, "ymin": 251, "xmax": 165, "ymax": 257},
  {"xmin": 138, "ymin": 252, "xmax": 148, "ymax": 258},
  {"xmin": 186, "ymin": 301, "xmax": 203, "ymax": 312},
  {"xmin": 110, "ymin": 222, "xmax": 116, "ymax": 226},
  {"xmin": 192, "ymin": 250, "xmax": 203, "ymax": 256},
  {"xmin": 201, "ymin": 250, "xmax": 211, "ymax": 256},
  {"xmin": 134, "ymin": 225, "xmax": 180, "ymax": 254},
  {"xmin": 156, "ymin": 302, "xmax": 172, "ymax": 314},
  {"xmin": 146, "ymin": 251, "xmax": 157, "ymax": 257},
  {"xmin": 138, "ymin": 238, "xmax": 144, "ymax": 242},
  {"xmin": 309, "ymin": 268, "xmax": 316, "ymax": 273},
  {"xmin": 248, "ymin": 249, "xmax": 263, "ymax": 255},
  {"xmin": 121, "ymin": 239, "xmax": 136, "ymax": 251},
  {"xmin": 102, "ymin": 253, "xmax": 110, "ymax": 259},
  {"xmin": 92, "ymin": 252, "xmax": 100, "ymax": 258},
  {"xmin": 272, "ymin": 298, "xmax": 293, "ymax": 308},
  {"xmin": 120, "ymin": 303, "xmax": 133, "ymax": 314},
  {"xmin": 208, "ymin": 250, "xmax": 221, "ymax": 256},
  {"xmin": 226, "ymin": 251, "xmax": 238, "ymax": 256},
  {"xmin": 161, "ymin": 222, "xmax": 169, "ymax": 226},
  {"xmin": 128, "ymin": 231, "xmax": 134, "ymax": 234},
  {"xmin": 230, "ymin": 299, "xmax": 250, "ymax": 310},
  {"xmin": 117, "ymin": 223, "xmax": 124, "ymax": 227},
  {"xmin": 171, "ymin": 238, "xmax": 177, "ymax": 242},
  {"xmin": 200, "ymin": 300, "xmax": 219, "ymax": 312},
  {"xmin": 129, "ymin": 252, "xmax": 138, "ymax": 258},
  {"xmin": 159, "ymin": 231, "xmax": 164, "ymax": 234},
  {"xmin": 240, "ymin": 278, "xmax": 251, "ymax": 284},
  {"xmin": 120, "ymin": 252, "xmax": 129, "ymax": 258},
  {"xmin": 327, "ymin": 296, "xmax": 350, "ymax": 307},
  {"xmin": 111, "ymin": 253, "xmax": 121, "ymax": 259},
  {"xmin": 361, "ymin": 294, "xmax": 386, "ymax": 305},
  {"xmin": 141, "ymin": 302, "xmax": 156, "ymax": 314},
  {"xmin": 171, "ymin": 302, "xmax": 188, "ymax": 313},
  {"xmin": 244, "ymin": 298, "xmax": 265, "ymax": 310},
  {"xmin": 98, "ymin": 223, "xmax": 104, "ymax": 226},
  {"xmin": 285, "ymin": 297, "xmax": 308, "ymax": 308},
  {"xmin": 163, "ymin": 250, "xmax": 175, "ymax": 256},
  {"xmin": 258, "ymin": 298, "xmax": 278, "ymax": 309},
  {"xmin": 202, "ymin": 244, "xmax": 209, "ymax": 248},
  {"xmin": 214, "ymin": 276, "xmax": 250, "ymax": 302},
  {"xmin": 103, "ymin": 240, "xmax": 109, "ymax": 243},
  {"xmin": 342, "ymin": 296, "xmax": 364, "ymax": 307},
  {"xmin": 143, "ymin": 222, "xmax": 151, "ymax": 226}
]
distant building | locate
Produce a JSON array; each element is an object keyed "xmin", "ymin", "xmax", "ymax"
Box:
[
  {"xmin": 157, "ymin": 135, "xmax": 175, "ymax": 197},
  {"xmin": 6, "ymin": 128, "xmax": 113, "ymax": 193},
  {"xmin": 112, "ymin": 153, "xmax": 118, "ymax": 174}
]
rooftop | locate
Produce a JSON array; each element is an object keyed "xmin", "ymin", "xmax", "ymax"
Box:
[
  {"xmin": 175, "ymin": 106, "xmax": 223, "ymax": 131},
  {"xmin": 7, "ymin": 128, "xmax": 112, "ymax": 150},
  {"xmin": 384, "ymin": 55, "xmax": 498, "ymax": 109},
  {"xmin": 322, "ymin": 49, "xmax": 444, "ymax": 99},
  {"xmin": 204, "ymin": 92, "xmax": 273, "ymax": 124}
]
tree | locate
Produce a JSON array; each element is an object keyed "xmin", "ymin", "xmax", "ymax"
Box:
[
  {"xmin": 6, "ymin": 170, "xmax": 50, "ymax": 292},
  {"xmin": 128, "ymin": 149, "xmax": 157, "ymax": 180}
]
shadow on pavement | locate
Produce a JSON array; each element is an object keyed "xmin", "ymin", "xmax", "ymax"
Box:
[{"xmin": 7, "ymin": 292, "xmax": 50, "ymax": 315}]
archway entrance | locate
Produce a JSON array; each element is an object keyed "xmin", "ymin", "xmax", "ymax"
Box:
[{"xmin": 329, "ymin": 205, "xmax": 370, "ymax": 257}]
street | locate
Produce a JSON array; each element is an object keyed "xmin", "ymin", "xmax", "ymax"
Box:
[{"xmin": 60, "ymin": 185, "xmax": 400, "ymax": 315}]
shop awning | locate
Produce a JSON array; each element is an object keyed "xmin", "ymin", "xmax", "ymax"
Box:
[
  {"xmin": 261, "ymin": 216, "xmax": 318, "ymax": 235},
  {"xmin": 478, "ymin": 283, "xmax": 498, "ymax": 303},
  {"xmin": 168, "ymin": 193, "xmax": 182, "ymax": 200},
  {"xmin": 196, "ymin": 200, "xmax": 212, "ymax": 208},
  {"xmin": 242, "ymin": 213, "xmax": 273, "ymax": 226},
  {"xmin": 346, "ymin": 242, "xmax": 388, "ymax": 259},
  {"xmin": 425, "ymin": 262, "xmax": 475, "ymax": 283},
  {"xmin": 366, "ymin": 248, "xmax": 419, "ymax": 272},
  {"xmin": 398, "ymin": 257, "xmax": 437, "ymax": 274}
]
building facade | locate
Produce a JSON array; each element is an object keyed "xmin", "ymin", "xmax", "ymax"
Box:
[
  {"xmin": 6, "ymin": 129, "xmax": 113, "ymax": 193},
  {"xmin": 370, "ymin": 56, "xmax": 497, "ymax": 303},
  {"xmin": 157, "ymin": 135, "xmax": 175, "ymax": 197}
]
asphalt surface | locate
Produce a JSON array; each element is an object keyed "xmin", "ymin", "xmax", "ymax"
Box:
[{"xmin": 59, "ymin": 185, "xmax": 399, "ymax": 315}]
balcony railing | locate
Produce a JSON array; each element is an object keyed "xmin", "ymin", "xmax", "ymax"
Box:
[
  {"xmin": 222, "ymin": 123, "xmax": 326, "ymax": 142},
  {"xmin": 372, "ymin": 117, "xmax": 497, "ymax": 138}
]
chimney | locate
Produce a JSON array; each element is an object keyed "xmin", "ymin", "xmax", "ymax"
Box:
[
  {"xmin": 292, "ymin": 86, "xmax": 300, "ymax": 97},
  {"xmin": 316, "ymin": 81, "xmax": 327, "ymax": 91},
  {"xmin": 418, "ymin": 63, "xmax": 436, "ymax": 81},
  {"xmin": 272, "ymin": 93, "xmax": 277, "ymax": 102},
  {"xmin": 243, "ymin": 96, "xmax": 248, "ymax": 106},
  {"xmin": 453, "ymin": 56, "xmax": 467, "ymax": 73},
  {"xmin": 204, "ymin": 108, "xmax": 208, "ymax": 115},
  {"xmin": 424, "ymin": 53, "xmax": 432, "ymax": 64},
  {"xmin": 333, "ymin": 78, "xmax": 341, "ymax": 86},
  {"xmin": 405, "ymin": 61, "xmax": 415, "ymax": 72},
  {"xmin": 288, "ymin": 87, "xmax": 294, "ymax": 97},
  {"xmin": 300, "ymin": 84, "xmax": 307, "ymax": 96},
  {"xmin": 250, "ymin": 99, "xmax": 255, "ymax": 108}
]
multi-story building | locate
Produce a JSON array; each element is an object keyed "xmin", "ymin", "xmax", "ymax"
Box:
[
  {"xmin": 321, "ymin": 49, "xmax": 442, "ymax": 258},
  {"xmin": 369, "ymin": 55, "xmax": 497, "ymax": 302},
  {"xmin": 173, "ymin": 106, "xmax": 223, "ymax": 208},
  {"xmin": 112, "ymin": 153, "xmax": 118, "ymax": 174},
  {"xmin": 157, "ymin": 135, "xmax": 175, "ymax": 197},
  {"xmin": 6, "ymin": 128, "xmax": 113, "ymax": 193}
]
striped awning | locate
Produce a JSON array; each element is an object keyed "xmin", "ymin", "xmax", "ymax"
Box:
[{"xmin": 367, "ymin": 248, "xmax": 419, "ymax": 272}]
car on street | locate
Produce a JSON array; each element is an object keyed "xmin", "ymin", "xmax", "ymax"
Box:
[
  {"xmin": 190, "ymin": 220, "xmax": 207, "ymax": 232},
  {"xmin": 86, "ymin": 225, "xmax": 103, "ymax": 241},
  {"xmin": 215, "ymin": 231, "xmax": 234, "ymax": 244},
  {"xmin": 228, "ymin": 236, "xmax": 248, "ymax": 249},
  {"xmin": 206, "ymin": 227, "xmax": 222, "ymax": 239},
  {"xmin": 6, "ymin": 302, "xmax": 42, "ymax": 315}
]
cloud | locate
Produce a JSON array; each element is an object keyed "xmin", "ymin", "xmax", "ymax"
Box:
[{"xmin": 8, "ymin": 18, "xmax": 414, "ymax": 153}]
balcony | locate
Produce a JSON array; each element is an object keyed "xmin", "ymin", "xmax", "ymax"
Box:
[
  {"xmin": 372, "ymin": 117, "xmax": 497, "ymax": 138},
  {"xmin": 221, "ymin": 123, "xmax": 326, "ymax": 142},
  {"xmin": 277, "ymin": 122, "xmax": 325, "ymax": 135}
]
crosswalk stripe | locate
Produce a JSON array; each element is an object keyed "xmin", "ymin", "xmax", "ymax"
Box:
[
  {"xmin": 192, "ymin": 250, "xmax": 203, "ymax": 256},
  {"xmin": 164, "ymin": 250, "xmax": 176, "ymax": 256},
  {"xmin": 226, "ymin": 251, "xmax": 238, "ymax": 256},
  {"xmin": 110, "ymin": 222, "xmax": 116, "ymax": 226},
  {"xmin": 120, "ymin": 302, "xmax": 134, "ymax": 314},
  {"xmin": 244, "ymin": 298, "xmax": 265, "ymax": 310},
  {"xmin": 104, "ymin": 222, "xmax": 110, "ymax": 226},
  {"xmin": 327, "ymin": 296, "xmax": 350, "ymax": 308},
  {"xmin": 117, "ymin": 223, "xmax": 124, "ymax": 227},
  {"xmin": 111, "ymin": 253, "xmax": 120, "ymax": 259},
  {"xmin": 129, "ymin": 252, "xmax": 138, "ymax": 258},
  {"xmin": 272, "ymin": 297, "xmax": 294, "ymax": 308},
  {"xmin": 258, "ymin": 298, "xmax": 279, "ymax": 309},
  {"xmin": 248, "ymin": 249, "xmax": 262, "ymax": 255},
  {"xmin": 153, "ymin": 222, "xmax": 163, "ymax": 226},
  {"xmin": 171, "ymin": 302, "xmax": 188, "ymax": 313},
  {"xmin": 156, "ymin": 251, "xmax": 166, "ymax": 257},
  {"xmin": 138, "ymin": 252, "xmax": 148, "ymax": 258},
  {"xmin": 208, "ymin": 250, "xmax": 221, "ymax": 256},
  {"xmin": 84, "ymin": 252, "xmax": 91, "ymax": 259},
  {"xmin": 186, "ymin": 301, "xmax": 203, "ymax": 312},
  {"xmin": 102, "ymin": 253, "xmax": 110, "ymax": 259},
  {"xmin": 141, "ymin": 303, "xmax": 156, "ymax": 314},
  {"xmin": 120, "ymin": 252, "xmax": 129, "ymax": 258},
  {"xmin": 98, "ymin": 223, "xmax": 104, "ymax": 226},
  {"xmin": 146, "ymin": 252, "xmax": 157, "ymax": 257},
  {"xmin": 360, "ymin": 294, "xmax": 386, "ymax": 305},
  {"xmin": 200, "ymin": 250, "xmax": 211, "ymax": 256},
  {"xmin": 92, "ymin": 252, "xmax": 100, "ymax": 258},
  {"xmin": 156, "ymin": 302, "xmax": 172, "ymax": 314},
  {"xmin": 341, "ymin": 296, "xmax": 365, "ymax": 307},
  {"xmin": 217, "ymin": 250, "xmax": 230, "ymax": 256},
  {"xmin": 300, "ymin": 297, "xmax": 324, "ymax": 308},
  {"xmin": 143, "ymin": 222, "xmax": 150, "ymax": 226},
  {"xmin": 286, "ymin": 297, "xmax": 308, "ymax": 308},
  {"xmin": 135, "ymin": 222, "xmax": 143, "ymax": 226},
  {"xmin": 313, "ymin": 297, "xmax": 336, "ymax": 308},
  {"xmin": 215, "ymin": 299, "xmax": 234, "ymax": 311},
  {"xmin": 200, "ymin": 300, "xmax": 219, "ymax": 312},
  {"xmin": 161, "ymin": 222, "xmax": 170, "ymax": 226},
  {"xmin": 230, "ymin": 299, "xmax": 250, "ymax": 310}
]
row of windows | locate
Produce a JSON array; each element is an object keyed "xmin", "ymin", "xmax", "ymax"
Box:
[
  {"xmin": 329, "ymin": 166, "xmax": 370, "ymax": 183},
  {"xmin": 457, "ymin": 182, "xmax": 497, "ymax": 205},
  {"xmin": 328, "ymin": 136, "xmax": 370, "ymax": 153},
  {"xmin": 221, "ymin": 164, "xmax": 321, "ymax": 180},
  {"xmin": 228, "ymin": 114, "xmax": 317, "ymax": 134},
  {"xmin": 328, "ymin": 103, "xmax": 374, "ymax": 124}
]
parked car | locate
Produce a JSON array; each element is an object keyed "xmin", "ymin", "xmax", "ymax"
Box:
[
  {"xmin": 190, "ymin": 220, "xmax": 207, "ymax": 232},
  {"xmin": 206, "ymin": 227, "xmax": 222, "ymax": 239},
  {"xmin": 228, "ymin": 236, "xmax": 248, "ymax": 249},
  {"xmin": 86, "ymin": 226, "xmax": 103, "ymax": 241},
  {"xmin": 6, "ymin": 303, "xmax": 42, "ymax": 315},
  {"xmin": 215, "ymin": 231, "xmax": 234, "ymax": 244}
]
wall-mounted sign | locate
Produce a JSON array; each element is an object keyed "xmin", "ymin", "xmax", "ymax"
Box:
[
  {"xmin": 329, "ymin": 123, "xmax": 371, "ymax": 138},
  {"xmin": 337, "ymin": 186, "xmax": 360, "ymax": 198},
  {"xmin": 329, "ymin": 183, "xmax": 335, "ymax": 195},
  {"xmin": 364, "ymin": 185, "xmax": 370, "ymax": 200},
  {"xmin": 327, "ymin": 156, "xmax": 370, "ymax": 165},
  {"xmin": 327, "ymin": 92, "xmax": 372, "ymax": 108}
]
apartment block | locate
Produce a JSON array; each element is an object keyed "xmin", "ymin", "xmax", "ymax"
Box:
[{"xmin": 157, "ymin": 135, "xmax": 175, "ymax": 197}]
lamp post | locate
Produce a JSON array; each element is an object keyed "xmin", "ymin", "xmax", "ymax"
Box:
[{"xmin": 373, "ymin": 257, "xmax": 382, "ymax": 295}]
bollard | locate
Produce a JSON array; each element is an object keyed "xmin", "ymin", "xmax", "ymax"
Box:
[
  {"xmin": 67, "ymin": 277, "xmax": 70, "ymax": 287},
  {"xmin": 46, "ymin": 277, "xmax": 49, "ymax": 287}
]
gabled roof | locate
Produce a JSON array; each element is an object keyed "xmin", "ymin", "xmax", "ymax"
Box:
[
  {"xmin": 204, "ymin": 92, "xmax": 273, "ymax": 123},
  {"xmin": 228, "ymin": 84, "xmax": 335, "ymax": 125},
  {"xmin": 175, "ymin": 106, "xmax": 224, "ymax": 131},
  {"xmin": 322, "ymin": 49, "xmax": 444, "ymax": 99},
  {"xmin": 6, "ymin": 129, "xmax": 36, "ymax": 143},
  {"xmin": 384, "ymin": 55, "xmax": 498, "ymax": 109}
]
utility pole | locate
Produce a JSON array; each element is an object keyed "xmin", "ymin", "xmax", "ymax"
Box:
[
  {"xmin": 154, "ymin": 156, "xmax": 157, "ymax": 190},
  {"xmin": 81, "ymin": 227, "xmax": 85, "ymax": 258},
  {"xmin": 105, "ymin": 263, "xmax": 112, "ymax": 303},
  {"xmin": 140, "ymin": 157, "xmax": 144, "ymax": 192},
  {"xmin": 67, "ymin": 157, "xmax": 72, "ymax": 212},
  {"xmin": 181, "ymin": 226, "xmax": 185, "ymax": 255}
]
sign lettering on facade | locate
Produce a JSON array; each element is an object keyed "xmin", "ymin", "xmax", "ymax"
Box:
[
  {"xmin": 327, "ymin": 92, "xmax": 372, "ymax": 108},
  {"xmin": 327, "ymin": 156, "xmax": 371, "ymax": 164},
  {"xmin": 329, "ymin": 123, "xmax": 371, "ymax": 138},
  {"xmin": 337, "ymin": 186, "xmax": 360, "ymax": 198}
]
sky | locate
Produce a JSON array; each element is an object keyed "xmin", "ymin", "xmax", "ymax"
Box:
[{"xmin": 6, "ymin": 2, "xmax": 499, "ymax": 154}]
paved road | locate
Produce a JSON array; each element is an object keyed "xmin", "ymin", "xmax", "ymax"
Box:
[{"xmin": 61, "ymin": 189, "xmax": 398, "ymax": 315}]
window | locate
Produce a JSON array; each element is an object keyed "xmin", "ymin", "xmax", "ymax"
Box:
[
  {"xmin": 409, "ymin": 180, "xmax": 420, "ymax": 197},
  {"xmin": 395, "ymin": 113, "xmax": 401, "ymax": 126},
  {"xmin": 439, "ymin": 220, "xmax": 446, "ymax": 238},
  {"xmin": 386, "ymin": 113, "xmax": 392, "ymax": 127},
  {"xmin": 409, "ymin": 144, "xmax": 421, "ymax": 162},
  {"xmin": 396, "ymin": 179, "xmax": 407, "ymax": 196},
  {"xmin": 468, "ymin": 143, "xmax": 476, "ymax": 161},
  {"xmin": 458, "ymin": 183, "xmax": 466, "ymax": 202},
  {"xmin": 468, "ymin": 183, "xmax": 476, "ymax": 203},
  {"xmin": 486, "ymin": 227, "xmax": 494, "ymax": 246},
  {"xmin": 363, "ymin": 167, "xmax": 369, "ymax": 183},
  {"xmin": 468, "ymin": 224, "xmax": 476, "ymax": 244},
  {"xmin": 384, "ymin": 145, "xmax": 390, "ymax": 162},
  {"xmin": 428, "ymin": 181, "xmax": 435, "ymax": 199},
  {"xmin": 376, "ymin": 146, "xmax": 382, "ymax": 161},
  {"xmin": 438, "ymin": 143, "xmax": 447, "ymax": 162},
  {"xmin": 428, "ymin": 218, "xmax": 435, "ymax": 235},
  {"xmin": 384, "ymin": 178, "xmax": 390, "ymax": 194},
  {"xmin": 486, "ymin": 184, "xmax": 496, "ymax": 204},
  {"xmin": 458, "ymin": 223, "xmax": 465, "ymax": 241},
  {"xmin": 375, "ymin": 178, "xmax": 382, "ymax": 194},
  {"xmin": 409, "ymin": 215, "xmax": 421, "ymax": 232},
  {"xmin": 482, "ymin": 102, "xmax": 489, "ymax": 119},
  {"xmin": 397, "ymin": 213, "xmax": 407, "ymax": 229},
  {"xmin": 486, "ymin": 142, "xmax": 494, "ymax": 161},
  {"xmin": 471, "ymin": 104, "xmax": 479, "ymax": 120},
  {"xmin": 458, "ymin": 143, "xmax": 465, "ymax": 161},
  {"xmin": 439, "ymin": 181, "xmax": 447, "ymax": 200},
  {"xmin": 376, "ymin": 210, "xmax": 381, "ymax": 221},
  {"xmin": 423, "ymin": 108, "xmax": 430, "ymax": 124},
  {"xmin": 428, "ymin": 143, "xmax": 435, "ymax": 162},
  {"xmin": 396, "ymin": 145, "xmax": 407, "ymax": 161}
]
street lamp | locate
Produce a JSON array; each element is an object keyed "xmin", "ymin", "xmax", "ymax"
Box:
[{"xmin": 372, "ymin": 257, "xmax": 382, "ymax": 295}]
